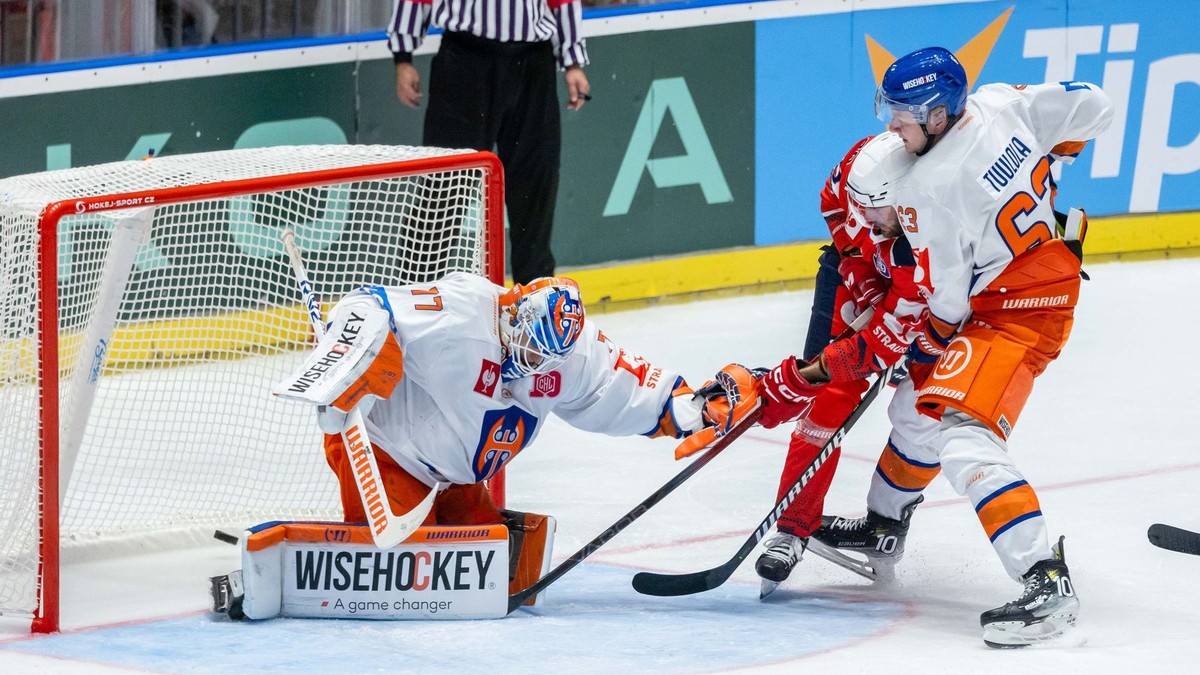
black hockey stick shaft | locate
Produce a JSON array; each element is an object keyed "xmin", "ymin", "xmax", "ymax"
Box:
[
  {"xmin": 506, "ymin": 407, "xmax": 764, "ymax": 613},
  {"xmin": 1148, "ymin": 523, "xmax": 1200, "ymax": 556},
  {"xmin": 631, "ymin": 365, "xmax": 893, "ymax": 597}
]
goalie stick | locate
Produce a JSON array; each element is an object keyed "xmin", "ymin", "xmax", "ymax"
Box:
[
  {"xmin": 631, "ymin": 363, "xmax": 894, "ymax": 597},
  {"xmin": 1147, "ymin": 523, "xmax": 1200, "ymax": 556},
  {"xmin": 506, "ymin": 407, "xmax": 763, "ymax": 613},
  {"xmin": 281, "ymin": 229, "xmax": 438, "ymax": 549}
]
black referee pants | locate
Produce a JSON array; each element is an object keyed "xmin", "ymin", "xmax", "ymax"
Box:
[{"xmin": 424, "ymin": 31, "xmax": 561, "ymax": 284}]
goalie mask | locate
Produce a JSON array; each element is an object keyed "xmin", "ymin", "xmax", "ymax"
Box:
[
  {"xmin": 499, "ymin": 277, "xmax": 585, "ymax": 381},
  {"xmin": 846, "ymin": 132, "xmax": 915, "ymax": 242}
]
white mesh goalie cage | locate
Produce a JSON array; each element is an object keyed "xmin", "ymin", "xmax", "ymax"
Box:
[{"xmin": 0, "ymin": 145, "xmax": 504, "ymax": 632}]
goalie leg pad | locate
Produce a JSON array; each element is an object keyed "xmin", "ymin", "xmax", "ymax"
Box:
[
  {"xmin": 218, "ymin": 521, "xmax": 512, "ymax": 621},
  {"xmin": 501, "ymin": 510, "xmax": 556, "ymax": 607}
]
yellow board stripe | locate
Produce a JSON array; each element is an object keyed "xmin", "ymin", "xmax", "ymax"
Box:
[
  {"xmin": 3, "ymin": 211, "xmax": 1197, "ymax": 377},
  {"xmin": 1, "ymin": 304, "xmax": 310, "ymax": 382},
  {"xmin": 567, "ymin": 211, "xmax": 1200, "ymax": 312}
]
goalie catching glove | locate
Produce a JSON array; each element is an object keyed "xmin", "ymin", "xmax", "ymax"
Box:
[
  {"xmin": 674, "ymin": 364, "xmax": 762, "ymax": 459},
  {"xmin": 272, "ymin": 291, "xmax": 404, "ymax": 433}
]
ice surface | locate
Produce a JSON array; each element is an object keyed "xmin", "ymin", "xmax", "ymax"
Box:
[{"xmin": 3, "ymin": 257, "xmax": 1199, "ymax": 673}]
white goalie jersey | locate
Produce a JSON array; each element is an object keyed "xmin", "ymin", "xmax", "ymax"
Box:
[
  {"xmin": 898, "ymin": 82, "xmax": 1113, "ymax": 327},
  {"xmin": 304, "ymin": 272, "xmax": 689, "ymax": 487}
]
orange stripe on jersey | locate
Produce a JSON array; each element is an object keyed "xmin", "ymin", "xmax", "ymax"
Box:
[
  {"xmin": 874, "ymin": 439, "xmax": 940, "ymax": 492},
  {"xmin": 1050, "ymin": 140, "xmax": 1088, "ymax": 158},
  {"xmin": 975, "ymin": 481, "xmax": 1042, "ymax": 541}
]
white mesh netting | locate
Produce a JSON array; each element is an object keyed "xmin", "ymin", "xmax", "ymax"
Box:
[{"xmin": 0, "ymin": 145, "xmax": 500, "ymax": 618}]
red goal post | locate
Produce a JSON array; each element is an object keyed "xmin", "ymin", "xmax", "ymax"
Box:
[{"xmin": 0, "ymin": 145, "xmax": 504, "ymax": 633}]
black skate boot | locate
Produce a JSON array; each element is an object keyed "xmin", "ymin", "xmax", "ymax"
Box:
[
  {"xmin": 806, "ymin": 495, "xmax": 924, "ymax": 580},
  {"xmin": 210, "ymin": 570, "xmax": 247, "ymax": 621},
  {"xmin": 981, "ymin": 536, "xmax": 1084, "ymax": 649},
  {"xmin": 755, "ymin": 532, "xmax": 806, "ymax": 599}
]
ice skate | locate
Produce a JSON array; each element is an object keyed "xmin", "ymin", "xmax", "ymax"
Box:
[
  {"xmin": 808, "ymin": 495, "xmax": 923, "ymax": 581},
  {"xmin": 755, "ymin": 533, "xmax": 806, "ymax": 598},
  {"xmin": 981, "ymin": 537, "xmax": 1085, "ymax": 649}
]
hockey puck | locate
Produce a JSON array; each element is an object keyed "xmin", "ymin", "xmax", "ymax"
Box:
[{"xmin": 213, "ymin": 530, "xmax": 240, "ymax": 546}]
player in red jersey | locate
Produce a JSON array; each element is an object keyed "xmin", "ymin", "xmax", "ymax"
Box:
[{"xmin": 751, "ymin": 132, "xmax": 929, "ymax": 596}]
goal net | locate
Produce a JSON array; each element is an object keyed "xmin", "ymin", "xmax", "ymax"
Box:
[{"xmin": 0, "ymin": 145, "xmax": 504, "ymax": 632}]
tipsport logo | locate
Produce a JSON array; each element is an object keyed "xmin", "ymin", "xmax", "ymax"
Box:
[{"xmin": 865, "ymin": 4, "xmax": 1200, "ymax": 212}]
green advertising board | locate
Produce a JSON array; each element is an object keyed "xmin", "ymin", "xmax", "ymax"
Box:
[{"xmin": 1, "ymin": 22, "xmax": 754, "ymax": 271}]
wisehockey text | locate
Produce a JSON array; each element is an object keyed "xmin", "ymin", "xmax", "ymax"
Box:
[{"xmin": 294, "ymin": 549, "xmax": 496, "ymax": 592}]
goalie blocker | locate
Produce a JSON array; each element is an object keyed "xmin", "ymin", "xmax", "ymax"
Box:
[{"xmin": 211, "ymin": 510, "xmax": 554, "ymax": 621}]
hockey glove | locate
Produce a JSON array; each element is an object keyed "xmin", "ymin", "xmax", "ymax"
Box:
[
  {"xmin": 758, "ymin": 356, "xmax": 824, "ymax": 430},
  {"xmin": 839, "ymin": 255, "xmax": 886, "ymax": 313},
  {"xmin": 912, "ymin": 314, "xmax": 957, "ymax": 365},
  {"xmin": 906, "ymin": 315, "xmax": 955, "ymax": 391},
  {"xmin": 674, "ymin": 363, "xmax": 762, "ymax": 459},
  {"xmin": 821, "ymin": 309, "xmax": 922, "ymax": 382}
]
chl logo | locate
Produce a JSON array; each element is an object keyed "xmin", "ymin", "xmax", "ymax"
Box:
[{"xmin": 529, "ymin": 372, "xmax": 561, "ymax": 398}]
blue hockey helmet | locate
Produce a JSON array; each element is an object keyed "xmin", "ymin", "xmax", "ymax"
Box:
[
  {"xmin": 499, "ymin": 277, "xmax": 585, "ymax": 380},
  {"xmin": 875, "ymin": 47, "xmax": 968, "ymax": 125}
]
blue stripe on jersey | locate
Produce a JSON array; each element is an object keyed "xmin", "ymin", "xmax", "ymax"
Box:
[{"xmin": 989, "ymin": 510, "xmax": 1043, "ymax": 542}]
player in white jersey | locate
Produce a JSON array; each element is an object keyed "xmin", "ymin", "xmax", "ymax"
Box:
[
  {"xmin": 814, "ymin": 47, "xmax": 1112, "ymax": 648},
  {"xmin": 274, "ymin": 271, "xmax": 759, "ymax": 601}
]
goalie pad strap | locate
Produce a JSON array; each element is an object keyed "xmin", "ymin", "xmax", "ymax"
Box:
[{"xmin": 502, "ymin": 509, "xmax": 555, "ymax": 607}]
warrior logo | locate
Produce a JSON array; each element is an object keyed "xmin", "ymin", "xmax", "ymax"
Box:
[{"xmin": 932, "ymin": 337, "xmax": 973, "ymax": 381}]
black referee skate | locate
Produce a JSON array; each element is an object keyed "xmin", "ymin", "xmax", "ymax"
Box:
[
  {"xmin": 755, "ymin": 533, "xmax": 806, "ymax": 598},
  {"xmin": 806, "ymin": 495, "xmax": 923, "ymax": 581},
  {"xmin": 981, "ymin": 536, "xmax": 1084, "ymax": 649}
]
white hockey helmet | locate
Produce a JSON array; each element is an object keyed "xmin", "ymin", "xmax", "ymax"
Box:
[
  {"xmin": 499, "ymin": 277, "xmax": 585, "ymax": 380},
  {"xmin": 845, "ymin": 132, "xmax": 915, "ymax": 209}
]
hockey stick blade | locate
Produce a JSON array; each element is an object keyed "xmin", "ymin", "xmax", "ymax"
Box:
[
  {"xmin": 1148, "ymin": 523, "xmax": 1200, "ymax": 556},
  {"xmin": 632, "ymin": 365, "xmax": 892, "ymax": 597},
  {"xmin": 506, "ymin": 407, "xmax": 763, "ymax": 613}
]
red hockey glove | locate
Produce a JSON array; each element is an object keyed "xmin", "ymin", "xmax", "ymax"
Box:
[
  {"xmin": 821, "ymin": 310, "xmax": 922, "ymax": 382},
  {"xmin": 674, "ymin": 364, "xmax": 762, "ymax": 459},
  {"xmin": 912, "ymin": 314, "xmax": 957, "ymax": 365},
  {"xmin": 758, "ymin": 356, "xmax": 824, "ymax": 430},
  {"xmin": 838, "ymin": 255, "xmax": 886, "ymax": 313}
]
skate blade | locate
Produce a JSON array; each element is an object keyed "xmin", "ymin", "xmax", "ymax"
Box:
[
  {"xmin": 805, "ymin": 539, "xmax": 887, "ymax": 581},
  {"xmin": 759, "ymin": 578, "xmax": 781, "ymax": 599},
  {"xmin": 983, "ymin": 615, "xmax": 1086, "ymax": 649}
]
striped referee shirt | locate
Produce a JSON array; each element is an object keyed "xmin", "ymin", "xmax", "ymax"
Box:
[{"xmin": 388, "ymin": 0, "xmax": 588, "ymax": 69}]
